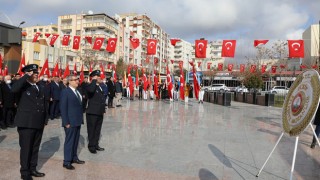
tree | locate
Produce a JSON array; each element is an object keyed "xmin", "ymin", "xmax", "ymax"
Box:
[
  {"xmin": 115, "ymin": 58, "xmax": 127, "ymax": 79},
  {"xmin": 243, "ymin": 72, "xmax": 264, "ymax": 92}
]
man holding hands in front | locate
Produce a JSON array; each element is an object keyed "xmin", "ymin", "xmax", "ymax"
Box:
[{"xmin": 60, "ymin": 75, "xmax": 85, "ymax": 170}]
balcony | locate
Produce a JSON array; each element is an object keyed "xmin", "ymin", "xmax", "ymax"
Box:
[
  {"xmin": 60, "ymin": 24, "xmax": 73, "ymax": 30},
  {"xmin": 83, "ymin": 22, "xmax": 117, "ymax": 32},
  {"xmin": 60, "ymin": 15, "xmax": 72, "ymax": 20}
]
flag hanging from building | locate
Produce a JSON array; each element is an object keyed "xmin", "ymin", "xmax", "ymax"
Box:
[
  {"xmin": 288, "ymin": 40, "xmax": 304, "ymax": 58},
  {"xmin": 106, "ymin": 38, "xmax": 117, "ymax": 53},
  {"xmin": 197, "ymin": 61, "xmax": 202, "ymax": 68},
  {"xmin": 73, "ymin": 36, "xmax": 81, "ymax": 50},
  {"xmin": 218, "ymin": 63, "xmax": 223, "ymax": 71},
  {"xmin": 62, "ymin": 35, "xmax": 70, "ymax": 46},
  {"xmin": 254, "ymin": 40, "xmax": 269, "ymax": 47},
  {"xmin": 271, "ymin": 66, "xmax": 277, "ymax": 73},
  {"xmin": 154, "ymin": 57, "xmax": 158, "ymax": 64},
  {"xmin": 280, "ymin": 64, "xmax": 286, "ymax": 69},
  {"xmin": 93, "ymin": 37, "xmax": 105, "ymax": 50},
  {"xmin": 250, "ymin": 64, "xmax": 256, "ymax": 73},
  {"xmin": 130, "ymin": 38, "xmax": 140, "ymax": 49},
  {"xmin": 195, "ymin": 39, "xmax": 208, "ymax": 58},
  {"xmin": 261, "ymin": 65, "xmax": 267, "ymax": 73},
  {"xmin": 49, "ymin": 34, "xmax": 59, "ymax": 46},
  {"xmin": 300, "ymin": 64, "xmax": 307, "ymax": 69},
  {"xmin": 85, "ymin": 36, "xmax": 92, "ymax": 44},
  {"xmin": 207, "ymin": 62, "xmax": 212, "ymax": 70},
  {"xmin": 39, "ymin": 58, "xmax": 50, "ymax": 77},
  {"xmin": 228, "ymin": 64, "xmax": 233, "ymax": 71},
  {"xmin": 221, "ymin": 40, "xmax": 236, "ymax": 57},
  {"xmin": 170, "ymin": 60, "xmax": 174, "ymax": 64},
  {"xmin": 44, "ymin": 33, "xmax": 51, "ymax": 38},
  {"xmin": 147, "ymin": 39, "xmax": 157, "ymax": 55},
  {"xmin": 170, "ymin": 39, "xmax": 180, "ymax": 46},
  {"xmin": 240, "ymin": 64, "xmax": 245, "ymax": 73},
  {"xmin": 32, "ymin": 32, "xmax": 41, "ymax": 42}
]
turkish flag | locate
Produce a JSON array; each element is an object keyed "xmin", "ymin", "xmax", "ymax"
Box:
[
  {"xmin": 39, "ymin": 59, "xmax": 50, "ymax": 77},
  {"xmin": 222, "ymin": 40, "xmax": 236, "ymax": 57},
  {"xmin": 44, "ymin": 33, "xmax": 51, "ymax": 38},
  {"xmin": 4, "ymin": 65, "xmax": 8, "ymax": 76},
  {"xmin": 207, "ymin": 62, "xmax": 212, "ymax": 70},
  {"xmin": 300, "ymin": 64, "xmax": 307, "ymax": 69},
  {"xmin": 154, "ymin": 57, "xmax": 158, "ymax": 64},
  {"xmin": 179, "ymin": 67, "xmax": 185, "ymax": 100},
  {"xmin": 73, "ymin": 36, "xmax": 81, "ymax": 50},
  {"xmin": 80, "ymin": 64, "xmax": 84, "ymax": 84},
  {"xmin": 135, "ymin": 70, "xmax": 139, "ymax": 87},
  {"xmin": 240, "ymin": 64, "xmax": 245, "ymax": 73},
  {"xmin": 288, "ymin": 40, "xmax": 304, "ymax": 58},
  {"xmin": 170, "ymin": 39, "xmax": 180, "ymax": 46},
  {"xmin": 254, "ymin": 40, "xmax": 269, "ymax": 47},
  {"xmin": 32, "ymin": 32, "xmax": 41, "ymax": 42},
  {"xmin": 147, "ymin": 39, "xmax": 157, "ymax": 55},
  {"xmin": 197, "ymin": 61, "xmax": 202, "ymax": 68},
  {"xmin": 73, "ymin": 63, "xmax": 77, "ymax": 75},
  {"xmin": 312, "ymin": 64, "xmax": 318, "ymax": 69},
  {"xmin": 195, "ymin": 39, "xmax": 208, "ymax": 58},
  {"xmin": 146, "ymin": 56, "xmax": 150, "ymax": 63},
  {"xmin": 192, "ymin": 64, "xmax": 200, "ymax": 100},
  {"xmin": 271, "ymin": 66, "xmax": 277, "ymax": 73},
  {"xmin": 170, "ymin": 59, "xmax": 174, "ymax": 64},
  {"xmin": 17, "ymin": 53, "xmax": 26, "ymax": 75},
  {"xmin": 85, "ymin": 36, "xmax": 92, "ymax": 44},
  {"xmin": 52, "ymin": 62, "xmax": 59, "ymax": 77},
  {"xmin": 113, "ymin": 65, "xmax": 117, "ymax": 82},
  {"xmin": 128, "ymin": 70, "xmax": 134, "ymax": 96},
  {"xmin": 250, "ymin": 65, "xmax": 256, "ymax": 73},
  {"xmin": 261, "ymin": 65, "xmax": 267, "ymax": 73},
  {"xmin": 130, "ymin": 38, "xmax": 140, "ymax": 49},
  {"xmin": 166, "ymin": 65, "xmax": 173, "ymax": 99},
  {"xmin": 93, "ymin": 37, "xmax": 105, "ymax": 50},
  {"xmin": 179, "ymin": 61, "xmax": 183, "ymax": 69},
  {"xmin": 163, "ymin": 59, "xmax": 167, "ymax": 63},
  {"xmin": 50, "ymin": 34, "xmax": 59, "ymax": 46},
  {"xmin": 280, "ymin": 64, "xmax": 286, "ymax": 69},
  {"xmin": 100, "ymin": 63, "xmax": 105, "ymax": 79},
  {"xmin": 63, "ymin": 63, "xmax": 70, "ymax": 78},
  {"xmin": 218, "ymin": 63, "xmax": 223, "ymax": 71},
  {"xmin": 154, "ymin": 70, "xmax": 159, "ymax": 99},
  {"xmin": 228, "ymin": 64, "xmax": 233, "ymax": 71},
  {"xmin": 106, "ymin": 38, "xmax": 117, "ymax": 53},
  {"xmin": 62, "ymin": 35, "xmax": 70, "ymax": 46}
]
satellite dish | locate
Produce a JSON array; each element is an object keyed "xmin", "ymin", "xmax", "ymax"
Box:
[{"xmin": 88, "ymin": 10, "xmax": 93, "ymax": 15}]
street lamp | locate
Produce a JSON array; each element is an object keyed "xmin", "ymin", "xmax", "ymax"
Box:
[{"xmin": 18, "ymin": 21, "xmax": 25, "ymax": 28}]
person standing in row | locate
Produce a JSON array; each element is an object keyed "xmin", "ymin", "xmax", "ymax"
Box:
[
  {"xmin": 86, "ymin": 70, "xmax": 105, "ymax": 154},
  {"xmin": 37, "ymin": 75, "xmax": 51, "ymax": 125},
  {"xmin": 0, "ymin": 75, "xmax": 17, "ymax": 128},
  {"xmin": 107, "ymin": 77, "xmax": 115, "ymax": 108},
  {"xmin": 12, "ymin": 64, "xmax": 46, "ymax": 180},
  {"xmin": 60, "ymin": 75, "xmax": 85, "ymax": 170},
  {"xmin": 115, "ymin": 78, "xmax": 123, "ymax": 107},
  {"xmin": 198, "ymin": 83, "xmax": 205, "ymax": 104},
  {"xmin": 50, "ymin": 76, "xmax": 61, "ymax": 120}
]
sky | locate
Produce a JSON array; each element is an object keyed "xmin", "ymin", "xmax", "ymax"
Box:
[{"xmin": 1, "ymin": 0, "xmax": 320, "ymax": 62}]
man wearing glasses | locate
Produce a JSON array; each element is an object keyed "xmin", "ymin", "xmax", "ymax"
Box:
[
  {"xmin": 12, "ymin": 64, "xmax": 46, "ymax": 180},
  {"xmin": 86, "ymin": 70, "xmax": 105, "ymax": 154},
  {"xmin": 60, "ymin": 75, "xmax": 85, "ymax": 170}
]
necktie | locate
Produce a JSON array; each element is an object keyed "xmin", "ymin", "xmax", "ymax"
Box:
[
  {"xmin": 75, "ymin": 90, "xmax": 82, "ymax": 104},
  {"xmin": 33, "ymin": 85, "xmax": 39, "ymax": 92}
]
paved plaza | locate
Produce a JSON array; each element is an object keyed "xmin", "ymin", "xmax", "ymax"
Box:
[{"xmin": 0, "ymin": 99, "xmax": 320, "ymax": 180}]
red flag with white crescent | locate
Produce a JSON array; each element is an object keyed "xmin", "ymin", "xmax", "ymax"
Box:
[
  {"xmin": 85, "ymin": 36, "xmax": 92, "ymax": 44},
  {"xmin": 63, "ymin": 63, "xmax": 70, "ymax": 78},
  {"xmin": 166, "ymin": 65, "xmax": 173, "ymax": 99},
  {"xmin": 261, "ymin": 65, "xmax": 267, "ymax": 73},
  {"xmin": 106, "ymin": 38, "xmax": 117, "ymax": 53},
  {"xmin": 170, "ymin": 39, "xmax": 180, "ymax": 46},
  {"xmin": 154, "ymin": 70, "xmax": 159, "ymax": 99},
  {"xmin": 130, "ymin": 38, "xmax": 140, "ymax": 49},
  {"xmin": 221, "ymin": 40, "xmax": 236, "ymax": 57},
  {"xmin": 62, "ymin": 35, "xmax": 70, "ymax": 46},
  {"xmin": 39, "ymin": 59, "xmax": 50, "ymax": 77},
  {"xmin": 52, "ymin": 62, "xmax": 59, "ymax": 77},
  {"xmin": 288, "ymin": 40, "xmax": 304, "ymax": 58},
  {"xmin": 100, "ymin": 63, "xmax": 105, "ymax": 79},
  {"xmin": 32, "ymin": 32, "xmax": 41, "ymax": 42},
  {"xmin": 250, "ymin": 65, "xmax": 256, "ymax": 73},
  {"xmin": 147, "ymin": 39, "xmax": 157, "ymax": 55},
  {"xmin": 240, "ymin": 64, "xmax": 245, "ymax": 73},
  {"xmin": 80, "ymin": 64, "xmax": 84, "ymax": 84},
  {"xmin": 254, "ymin": 40, "xmax": 269, "ymax": 47},
  {"xmin": 228, "ymin": 64, "xmax": 233, "ymax": 71},
  {"xmin": 73, "ymin": 63, "xmax": 77, "ymax": 75},
  {"xmin": 271, "ymin": 66, "xmax": 277, "ymax": 73},
  {"xmin": 17, "ymin": 53, "xmax": 26, "ymax": 75},
  {"xmin": 73, "ymin": 36, "xmax": 81, "ymax": 50},
  {"xmin": 218, "ymin": 63, "xmax": 223, "ymax": 71},
  {"xmin": 195, "ymin": 39, "xmax": 208, "ymax": 58},
  {"xmin": 93, "ymin": 37, "xmax": 105, "ymax": 50},
  {"xmin": 50, "ymin": 34, "xmax": 59, "ymax": 46},
  {"xmin": 192, "ymin": 64, "xmax": 200, "ymax": 100}
]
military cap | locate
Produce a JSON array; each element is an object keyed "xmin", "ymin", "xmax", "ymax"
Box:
[
  {"xmin": 89, "ymin": 70, "xmax": 101, "ymax": 77},
  {"xmin": 22, "ymin": 64, "xmax": 39, "ymax": 73}
]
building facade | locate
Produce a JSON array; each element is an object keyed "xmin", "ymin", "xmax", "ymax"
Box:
[
  {"xmin": 302, "ymin": 24, "xmax": 320, "ymax": 66},
  {"xmin": 22, "ymin": 24, "xmax": 58, "ymax": 41}
]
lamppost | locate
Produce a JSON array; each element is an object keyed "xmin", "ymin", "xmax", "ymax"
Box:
[{"xmin": 18, "ymin": 21, "xmax": 25, "ymax": 28}]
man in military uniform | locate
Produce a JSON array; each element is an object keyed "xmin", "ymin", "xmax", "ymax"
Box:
[
  {"xmin": 12, "ymin": 64, "xmax": 46, "ymax": 180},
  {"xmin": 86, "ymin": 70, "xmax": 105, "ymax": 154},
  {"xmin": 37, "ymin": 74, "xmax": 51, "ymax": 125}
]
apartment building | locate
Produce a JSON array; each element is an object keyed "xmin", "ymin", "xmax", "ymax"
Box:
[
  {"xmin": 171, "ymin": 39, "xmax": 193, "ymax": 71},
  {"xmin": 22, "ymin": 24, "xmax": 58, "ymax": 41},
  {"xmin": 302, "ymin": 24, "xmax": 320, "ymax": 66}
]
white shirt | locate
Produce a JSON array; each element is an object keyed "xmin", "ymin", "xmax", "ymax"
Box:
[{"xmin": 69, "ymin": 86, "xmax": 82, "ymax": 102}]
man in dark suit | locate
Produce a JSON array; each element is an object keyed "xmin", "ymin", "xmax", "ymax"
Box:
[
  {"xmin": 107, "ymin": 77, "xmax": 115, "ymax": 108},
  {"xmin": 60, "ymin": 75, "xmax": 85, "ymax": 170},
  {"xmin": 79, "ymin": 77, "xmax": 89, "ymax": 113},
  {"xmin": 86, "ymin": 70, "xmax": 105, "ymax": 154},
  {"xmin": 50, "ymin": 76, "xmax": 61, "ymax": 120},
  {"xmin": 0, "ymin": 75, "xmax": 17, "ymax": 128},
  {"xmin": 37, "ymin": 75, "xmax": 51, "ymax": 125},
  {"xmin": 12, "ymin": 64, "xmax": 46, "ymax": 180}
]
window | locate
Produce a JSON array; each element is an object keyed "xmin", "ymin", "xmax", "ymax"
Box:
[
  {"xmin": 120, "ymin": 37, "xmax": 122, "ymax": 42},
  {"xmin": 39, "ymin": 28, "xmax": 43, "ymax": 32},
  {"xmin": 33, "ymin": 29, "xmax": 37, "ymax": 32},
  {"xmin": 76, "ymin": 30, "xmax": 81, "ymax": 35},
  {"xmin": 33, "ymin": 51, "xmax": 40, "ymax": 60}
]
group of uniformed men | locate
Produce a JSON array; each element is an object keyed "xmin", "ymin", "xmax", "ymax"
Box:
[{"xmin": 0, "ymin": 64, "xmax": 123, "ymax": 180}]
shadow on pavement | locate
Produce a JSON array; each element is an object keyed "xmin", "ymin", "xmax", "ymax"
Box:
[
  {"xmin": 0, "ymin": 135, "xmax": 6, "ymax": 143},
  {"xmin": 38, "ymin": 136, "xmax": 60, "ymax": 169},
  {"xmin": 198, "ymin": 168, "xmax": 219, "ymax": 180}
]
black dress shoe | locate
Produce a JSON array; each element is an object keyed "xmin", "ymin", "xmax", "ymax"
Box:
[
  {"xmin": 96, "ymin": 146, "xmax": 105, "ymax": 151},
  {"xmin": 30, "ymin": 170, "xmax": 45, "ymax": 177},
  {"xmin": 72, "ymin": 159, "xmax": 85, "ymax": 164},
  {"xmin": 63, "ymin": 164, "xmax": 75, "ymax": 170},
  {"xmin": 89, "ymin": 149, "xmax": 97, "ymax": 154},
  {"xmin": 21, "ymin": 175, "xmax": 33, "ymax": 180}
]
